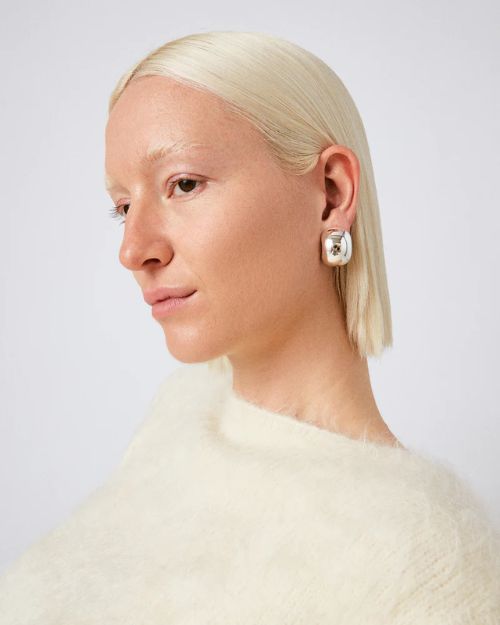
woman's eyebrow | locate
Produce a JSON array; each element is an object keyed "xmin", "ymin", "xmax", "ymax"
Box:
[
  {"xmin": 139, "ymin": 140, "xmax": 211, "ymax": 166},
  {"xmin": 105, "ymin": 140, "xmax": 212, "ymax": 191}
]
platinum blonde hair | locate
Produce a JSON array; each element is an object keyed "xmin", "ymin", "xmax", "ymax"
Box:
[{"xmin": 108, "ymin": 31, "xmax": 393, "ymax": 377}]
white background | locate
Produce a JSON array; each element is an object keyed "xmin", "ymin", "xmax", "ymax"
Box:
[{"xmin": 1, "ymin": 0, "xmax": 499, "ymax": 573}]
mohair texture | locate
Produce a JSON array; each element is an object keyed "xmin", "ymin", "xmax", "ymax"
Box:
[{"xmin": 1, "ymin": 362, "xmax": 499, "ymax": 624}]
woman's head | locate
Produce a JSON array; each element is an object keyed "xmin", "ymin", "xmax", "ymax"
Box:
[{"xmin": 104, "ymin": 31, "xmax": 392, "ymax": 373}]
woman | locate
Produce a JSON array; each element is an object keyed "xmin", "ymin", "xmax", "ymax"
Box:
[{"xmin": 0, "ymin": 30, "xmax": 499, "ymax": 623}]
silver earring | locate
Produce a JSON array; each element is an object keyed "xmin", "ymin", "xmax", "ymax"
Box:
[{"xmin": 321, "ymin": 229, "xmax": 352, "ymax": 266}]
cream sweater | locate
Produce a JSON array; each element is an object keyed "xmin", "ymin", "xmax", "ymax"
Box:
[{"xmin": 1, "ymin": 362, "xmax": 499, "ymax": 624}]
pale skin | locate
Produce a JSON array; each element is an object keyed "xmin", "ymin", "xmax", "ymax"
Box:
[{"xmin": 105, "ymin": 75, "xmax": 403, "ymax": 449}]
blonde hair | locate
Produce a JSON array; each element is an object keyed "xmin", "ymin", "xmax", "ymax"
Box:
[{"xmin": 108, "ymin": 31, "xmax": 393, "ymax": 376}]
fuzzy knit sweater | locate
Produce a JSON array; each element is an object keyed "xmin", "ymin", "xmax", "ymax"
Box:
[{"xmin": 1, "ymin": 362, "xmax": 499, "ymax": 624}]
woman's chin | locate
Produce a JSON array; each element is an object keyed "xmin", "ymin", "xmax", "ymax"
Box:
[{"xmin": 163, "ymin": 334, "xmax": 222, "ymax": 365}]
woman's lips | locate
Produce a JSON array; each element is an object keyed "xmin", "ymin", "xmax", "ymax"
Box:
[
  {"xmin": 151, "ymin": 291, "xmax": 197, "ymax": 319},
  {"xmin": 144, "ymin": 286, "xmax": 197, "ymax": 305}
]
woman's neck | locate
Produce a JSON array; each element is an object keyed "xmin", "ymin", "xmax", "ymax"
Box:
[{"xmin": 227, "ymin": 288, "xmax": 403, "ymax": 448}]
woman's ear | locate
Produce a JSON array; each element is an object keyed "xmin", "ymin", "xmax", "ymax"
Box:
[{"xmin": 318, "ymin": 144, "xmax": 360, "ymax": 232}]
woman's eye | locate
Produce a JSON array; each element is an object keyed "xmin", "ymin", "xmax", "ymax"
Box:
[
  {"xmin": 108, "ymin": 178, "xmax": 202, "ymax": 225},
  {"xmin": 108, "ymin": 204, "xmax": 128, "ymax": 224},
  {"xmin": 169, "ymin": 177, "xmax": 202, "ymax": 197}
]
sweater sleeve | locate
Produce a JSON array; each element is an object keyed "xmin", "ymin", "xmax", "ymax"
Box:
[{"xmin": 392, "ymin": 466, "xmax": 500, "ymax": 625}]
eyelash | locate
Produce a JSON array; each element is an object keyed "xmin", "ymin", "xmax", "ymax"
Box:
[{"xmin": 108, "ymin": 177, "xmax": 203, "ymax": 224}]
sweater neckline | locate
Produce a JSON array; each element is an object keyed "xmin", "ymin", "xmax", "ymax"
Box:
[{"xmin": 216, "ymin": 372, "xmax": 407, "ymax": 457}]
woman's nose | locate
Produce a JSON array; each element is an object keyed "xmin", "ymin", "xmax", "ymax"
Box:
[{"xmin": 118, "ymin": 200, "xmax": 174, "ymax": 272}]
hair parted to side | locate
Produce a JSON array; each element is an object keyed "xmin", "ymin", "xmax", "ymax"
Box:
[{"xmin": 108, "ymin": 30, "xmax": 393, "ymax": 377}]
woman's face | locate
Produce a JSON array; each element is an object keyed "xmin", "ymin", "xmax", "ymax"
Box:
[{"xmin": 104, "ymin": 75, "xmax": 328, "ymax": 364}]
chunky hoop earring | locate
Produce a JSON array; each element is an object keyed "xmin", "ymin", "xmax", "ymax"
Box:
[{"xmin": 321, "ymin": 229, "xmax": 352, "ymax": 266}]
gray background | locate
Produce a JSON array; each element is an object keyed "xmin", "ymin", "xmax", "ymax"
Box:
[{"xmin": 1, "ymin": 0, "xmax": 499, "ymax": 573}]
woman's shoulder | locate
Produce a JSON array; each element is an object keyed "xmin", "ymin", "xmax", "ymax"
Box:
[
  {"xmin": 349, "ymin": 438, "xmax": 498, "ymax": 547},
  {"xmin": 366, "ymin": 447, "xmax": 500, "ymax": 620},
  {"xmin": 300, "ymin": 439, "xmax": 499, "ymax": 620},
  {"xmin": 0, "ymin": 366, "xmax": 215, "ymax": 588}
]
